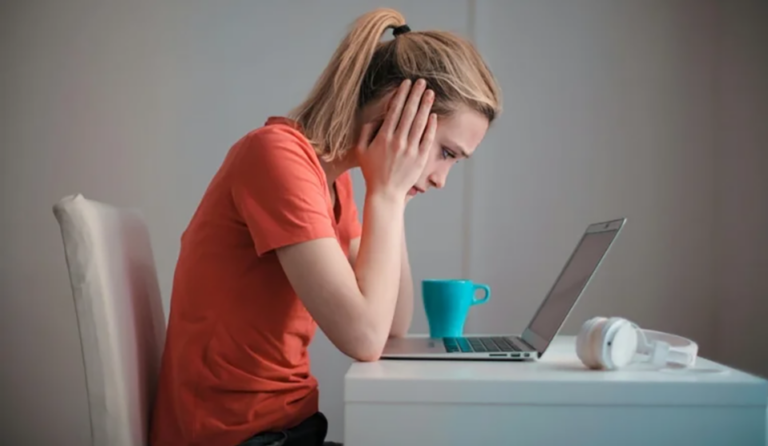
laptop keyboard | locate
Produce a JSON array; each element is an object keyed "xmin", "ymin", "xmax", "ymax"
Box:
[{"xmin": 443, "ymin": 336, "xmax": 521, "ymax": 353}]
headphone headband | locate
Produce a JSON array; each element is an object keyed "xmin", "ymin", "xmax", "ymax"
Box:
[
  {"xmin": 639, "ymin": 328, "xmax": 698, "ymax": 368},
  {"xmin": 576, "ymin": 316, "xmax": 698, "ymax": 371}
]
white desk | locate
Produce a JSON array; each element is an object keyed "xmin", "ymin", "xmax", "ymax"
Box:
[{"xmin": 344, "ymin": 335, "xmax": 767, "ymax": 446}]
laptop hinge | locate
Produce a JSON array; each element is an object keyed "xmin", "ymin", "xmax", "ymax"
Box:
[{"xmin": 514, "ymin": 335, "xmax": 537, "ymax": 351}]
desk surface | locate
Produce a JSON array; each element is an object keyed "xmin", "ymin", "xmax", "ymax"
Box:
[{"xmin": 345, "ymin": 335, "xmax": 767, "ymax": 406}]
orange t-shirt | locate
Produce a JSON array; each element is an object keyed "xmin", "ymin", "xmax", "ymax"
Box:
[{"xmin": 150, "ymin": 117, "xmax": 362, "ymax": 446}]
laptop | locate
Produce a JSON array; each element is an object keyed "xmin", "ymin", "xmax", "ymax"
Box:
[{"xmin": 381, "ymin": 218, "xmax": 626, "ymax": 361}]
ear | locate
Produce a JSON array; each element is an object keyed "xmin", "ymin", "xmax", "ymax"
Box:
[
  {"xmin": 369, "ymin": 120, "xmax": 384, "ymax": 144},
  {"xmin": 360, "ymin": 92, "xmax": 390, "ymax": 123},
  {"xmin": 354, "ymin": 114, "xmax": 384, "ymax": 147},
  {"xmin": 384, "ymin": 89, "xmax": 398, "ymax": 111}
]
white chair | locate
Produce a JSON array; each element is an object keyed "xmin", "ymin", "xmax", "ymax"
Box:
[{"xmin": 53, "ymin": 194, "xmax": 167, "ymax": 446}]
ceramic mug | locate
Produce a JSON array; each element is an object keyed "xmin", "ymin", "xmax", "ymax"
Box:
[{"xmin": 422, "ymin": 279, "xmax": 491, "ymax": 338}]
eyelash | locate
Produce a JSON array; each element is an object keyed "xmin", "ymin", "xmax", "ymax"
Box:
[{"xmin": 441, "ymin": 147, "xmax": 456, "ymax": 160}]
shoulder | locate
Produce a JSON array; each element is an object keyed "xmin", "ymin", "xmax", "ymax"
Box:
[
  {"xmin": 234, "ymin": 118, "xmax": 317, "ymax": 165},
  {"xmin": 228, "ymin": 117, "xmax": 324, "ymax": 183}
]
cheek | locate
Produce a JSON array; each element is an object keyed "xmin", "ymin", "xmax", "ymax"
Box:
[
  {"xmin": 417, "ymin": 144, "xmax": 441, "ymax": 179},
  {"xmin": 440, "ymin": 161, "xmax": 456, "ymax": 179},
  {"xmin": 419, "ymin": 159, "xmax": 438, "ymax": 181}
]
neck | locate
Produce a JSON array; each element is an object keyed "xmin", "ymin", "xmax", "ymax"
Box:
[{"xmin": 319, "ymin": 150, "xmax": 358, "ymax": 188}]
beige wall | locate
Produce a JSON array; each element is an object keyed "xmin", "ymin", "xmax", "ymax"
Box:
[
  {"xmin": 464, "ymin": 0, "xmax": 719, "ymax": 356},
  {"xmin": 713, "ymin": 0, "xmax": 768, "ymax": 378},
  {"xmin": 1, "ymin": 0, "xmax": 765, "ymax": 444}
]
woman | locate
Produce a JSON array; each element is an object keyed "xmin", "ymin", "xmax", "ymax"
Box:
[{"xmin": 150, "ymin": 7, "xmax": 501, "ymax": 446}]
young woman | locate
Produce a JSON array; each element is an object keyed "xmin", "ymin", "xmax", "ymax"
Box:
[{"xmin": 150, "ymin": 7, "xmax": 501, "ymax": 446}]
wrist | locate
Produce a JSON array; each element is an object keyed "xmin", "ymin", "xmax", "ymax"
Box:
[{"xmin": 366, "ymin": 188, "xmax": 405, "ymax": 209}]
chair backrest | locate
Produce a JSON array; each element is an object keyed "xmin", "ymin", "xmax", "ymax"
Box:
[{"xmin": 53, "ymin": 194, "xmax": 166, "ymax": 446}]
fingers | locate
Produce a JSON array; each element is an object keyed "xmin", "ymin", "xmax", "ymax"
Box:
[
  {"xmin": 379, "ymin": 79, "xmax": 412, "ymax": 137},
  {"xmin": 356, "ymin": 122, "xmax": 376, "ymax": 152},
  {"xmin": 394, "ymin": 79, "xmax": 428, "ymax": 144},
  {"xmin": 408, "ymin": 88, "xmax": 434, "ymax": 148},
  {"xmin": 418, "ymin": 114, "xmax": 438, "ymax": 161}
]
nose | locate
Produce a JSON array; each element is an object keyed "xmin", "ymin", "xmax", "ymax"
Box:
[{"xmin": 428, "ymin": 172, "xmax": 447, "ymax": 190}]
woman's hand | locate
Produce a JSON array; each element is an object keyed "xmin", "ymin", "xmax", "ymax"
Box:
[{"xmin": 356, "ymin": 78, "xmax": 437, "ymax": 202}]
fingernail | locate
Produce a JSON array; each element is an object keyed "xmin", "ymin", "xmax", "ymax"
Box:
[
  {"xmin": 426, "ymin": 90, "xmax": 434, "ymax": 99},
  {"xmin": 417, "ymin": 79, "xmax": 426, "ymax": 87}
]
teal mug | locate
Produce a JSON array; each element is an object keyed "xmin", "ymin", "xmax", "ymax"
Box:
[{"xmin": 422, "ymin": 279, "xmax": 491, "ymax": 338}]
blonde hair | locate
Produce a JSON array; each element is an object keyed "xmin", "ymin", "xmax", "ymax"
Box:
[{"xmin": 289, "ymin": 8, "xmax": 502, "ymax": 161}]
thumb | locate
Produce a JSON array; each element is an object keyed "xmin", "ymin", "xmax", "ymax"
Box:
[{"xmin": 356, "ymin": 122, "xmax": 376, "ymax": 154}]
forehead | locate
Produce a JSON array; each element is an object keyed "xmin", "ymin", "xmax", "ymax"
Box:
[{"xmin": 436, "ymin": 107, "xmax": 489, "ymax": 156}]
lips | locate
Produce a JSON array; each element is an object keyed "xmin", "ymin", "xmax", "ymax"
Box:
[{"xmin": 408, "ymin": 186, "xmax": 425, "ymax": 196}]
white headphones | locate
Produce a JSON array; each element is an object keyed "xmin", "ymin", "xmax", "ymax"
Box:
[{"xmin": 576, "ymin": 316, "xmax": 699, "ymax": 371}]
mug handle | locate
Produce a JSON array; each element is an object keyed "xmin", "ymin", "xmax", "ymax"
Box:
[{"xmin": 471, "ymin": 284, "xmax": 491, "ymax": 305}]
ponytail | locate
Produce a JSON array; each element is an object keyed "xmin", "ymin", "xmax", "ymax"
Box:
[
  {"xmin": 290, "ymin": 8, "xmax": 502, "ymax": 162},
  {"xmin": 289, "ymin": 8, "xmax": 405, "ymax": 161}
]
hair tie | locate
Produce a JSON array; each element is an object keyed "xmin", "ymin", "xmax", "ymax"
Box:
[{"xmin": 392, "ymin": 24, "xmax": 411, "ymax": 37}]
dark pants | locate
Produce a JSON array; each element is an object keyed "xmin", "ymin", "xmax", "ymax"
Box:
[{"xmin": 237, "ymin": 412, "xmax": 341, "ymax": 446}]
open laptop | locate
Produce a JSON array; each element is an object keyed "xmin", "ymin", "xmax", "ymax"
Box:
[{"xmin": 381, "ymin": 218, "xmax": 626, "ymax": 361}]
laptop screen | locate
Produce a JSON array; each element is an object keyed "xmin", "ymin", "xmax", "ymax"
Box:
[{"xmin": 525, "ymin": 221, "xmax": 623, "ymax": 350}]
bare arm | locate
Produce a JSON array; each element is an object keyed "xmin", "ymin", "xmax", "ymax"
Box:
[
  {"xmin": 391, "ymin": 233, "xmax": 414, "ymax": 336},
  {"xmin": 275, "ymin": 79, "xmax": 435, "ymax": 361},
  {"xmin": 348, "ymin": 230, "xmax": 414, "ymax": 338},
  {"xmin": 276, "ymin": 193, "xmax": 404, "ymax": 361}
]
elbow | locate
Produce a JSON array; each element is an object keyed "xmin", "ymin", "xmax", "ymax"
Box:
[
  {"xmin": 350, "ymin": 348, "xmax": 383, "ymax": 362},
  {"xmin": 345, "ymin": 343, "xmax": 383, "ymax": 362},
  {"xmin": 343, "ymin": 324, "xmax": 387, "ymax": 362}
]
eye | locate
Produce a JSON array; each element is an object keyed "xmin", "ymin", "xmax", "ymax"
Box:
[{"xmin": 441, "ymin": 146, "xmax": 457, "ymax": 160}]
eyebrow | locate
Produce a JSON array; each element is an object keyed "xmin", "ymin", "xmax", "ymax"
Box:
[{"xmin": 446, "ymin": 143, "xmax": 471, "ymax": 159}]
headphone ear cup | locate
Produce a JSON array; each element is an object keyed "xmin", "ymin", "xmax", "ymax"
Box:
[
  {"xmin": 577, "ymin": 317, "xmax": 605, "ymax": 369},
  {"xmin": 598, "ymin": 317, "xmax": 625, "ymax": 370},
  {"xmin": 610, "ymin": 323, "xmax": 639, "ymax": 368},
  {"xmin": 576, "ymin": 318, "xmax": 594, "ymax": 366},
  {"xmin": 589, "ymin": 317, "xmax": 612, "ymax": 369},
  {"xmin": 601, "ymin": 318, "xmax": 638, "ymax": 370}
]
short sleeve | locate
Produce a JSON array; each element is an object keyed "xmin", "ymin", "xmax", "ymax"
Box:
[{"xmin": 229, "ymin": 125, "xmax": 336, "ymax": 256}]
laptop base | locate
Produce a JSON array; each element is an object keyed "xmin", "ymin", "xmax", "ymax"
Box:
[{"xmin": 381, "ymin": 335, "xmax": 539, "ymax": 361}]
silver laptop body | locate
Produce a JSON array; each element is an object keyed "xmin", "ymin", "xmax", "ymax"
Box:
[{"xmin": 381, "ymin": 218, "xmax": 626, "ymax": 361}]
